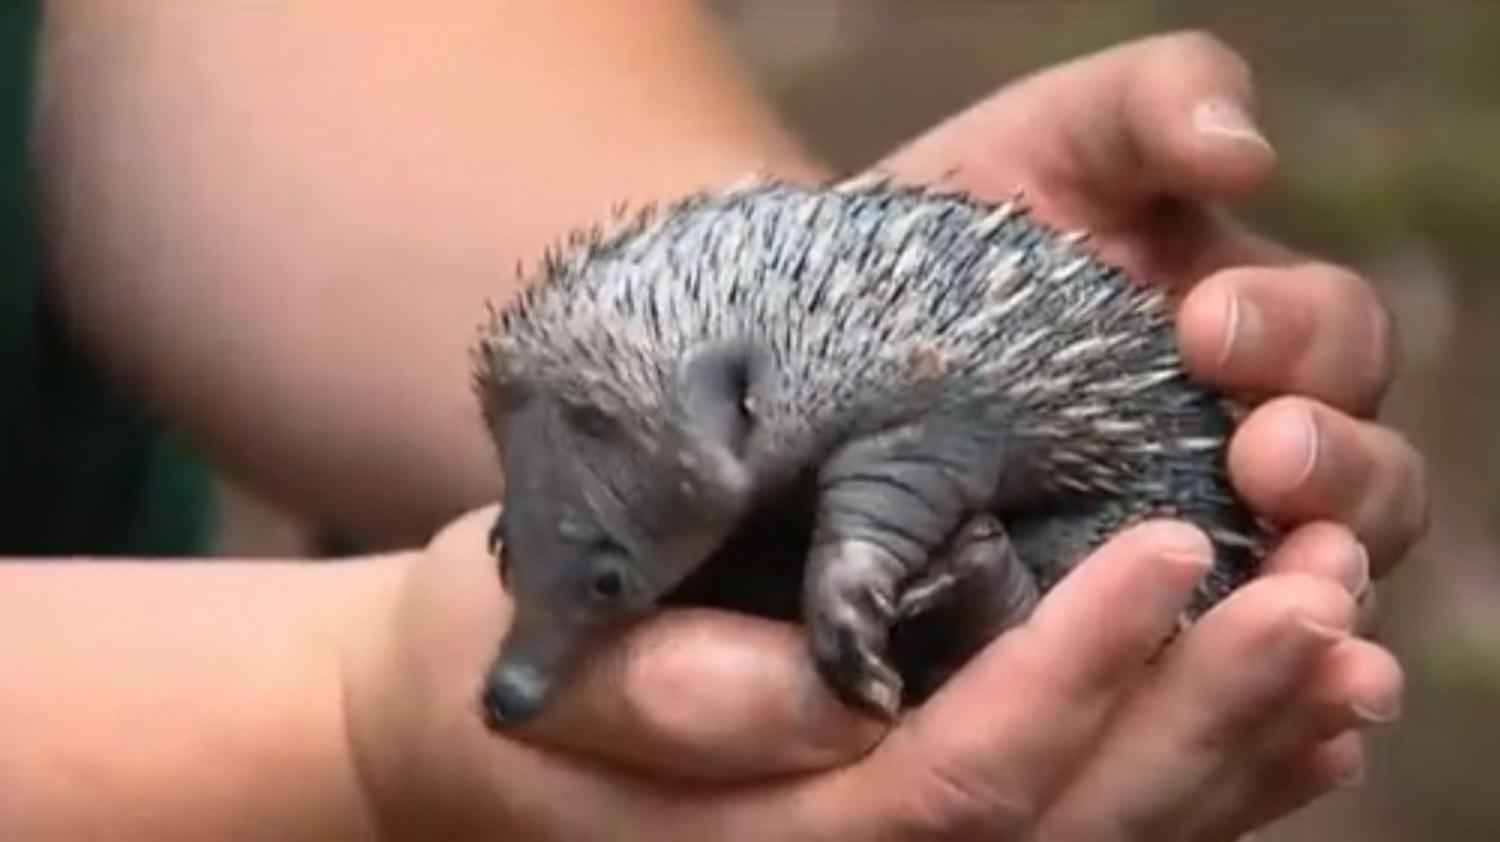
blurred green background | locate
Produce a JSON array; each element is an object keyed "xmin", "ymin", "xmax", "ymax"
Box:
[
  {"xmin": 214, "ymin": 2, "xmax": 1499, "ymax": 838},
  {"xmin": 707, "ymin": 1, "xmax": 1497, "ymax": 839}
]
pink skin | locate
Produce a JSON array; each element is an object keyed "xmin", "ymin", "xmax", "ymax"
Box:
[{"xmin": 11, "ymin": 12, "xmax": 1421, "ymax": 840}]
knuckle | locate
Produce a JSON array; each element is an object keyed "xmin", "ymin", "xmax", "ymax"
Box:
[
  {"xmin": 1367, "ymin": 282, "xmax": 1399, "ymax": 372},
  {"xmin": 1353, "ymin": 425, "xmax": 1430, "ymax": 566},
  {"xmin": 1392, "ymin": 435, "xmax": 1433, "ymax": 549},
  {"xmin": 1364, "ymin": 299, "xmax": 1399, "ymax": 410},
  {"xmin": 1310, "ymin": 264, "xmax": 1394, "ymax": 408},
  {"xmin": 1236, "ymin": 260, "xmax": 1395, "ymax": 415}
]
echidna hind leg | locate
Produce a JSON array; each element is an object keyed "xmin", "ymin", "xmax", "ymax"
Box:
[
  {"xmin": 803, "ymin": 418, "xmax": 1009, "ymax": 717},
  {"xmin": 889, "ymin": 512, "xmax": 1043, "ymax": 705}
]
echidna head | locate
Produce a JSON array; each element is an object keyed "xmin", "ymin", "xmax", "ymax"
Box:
[{"xmin": 477, "ymin": 337, "xmax": 761, "ymax": 727}]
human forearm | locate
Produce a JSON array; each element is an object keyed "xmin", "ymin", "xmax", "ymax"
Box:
[
  {"xmin": 34, "ymin": 0, "xmax": 825, "ymax": 546},
  {"xmin": 0, "ymin": 554, "xmax": 406, "ymax": 840}
]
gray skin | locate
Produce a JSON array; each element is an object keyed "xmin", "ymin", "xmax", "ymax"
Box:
[
  {"xmin": 473, "ymin": 177, "xmax": 1266, "ymax": 727},
  {"xmin": 478, "ymin": 347, "xmax": 1044, "ymax": 724}
]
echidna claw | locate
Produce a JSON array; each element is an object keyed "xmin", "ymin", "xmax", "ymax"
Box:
[
  {"xmin": 818, "ymin": 621, "xmax": 902, "ymax": 720},
  {"xmin": 896, "ymin": 572, "xmax": 958, "ymax": 620},
  {"xmin": 806, "ymin": 539, "xmax": 907, "ymax": 718}
]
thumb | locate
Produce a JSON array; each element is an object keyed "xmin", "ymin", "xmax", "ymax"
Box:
[
  {"xmin": 882, "ymin": 31, "xmax": 1277, "ymax": 220},
  {"xmin": 1103, "ymin": 31, "xmax": 1277, "ymax": 203}
]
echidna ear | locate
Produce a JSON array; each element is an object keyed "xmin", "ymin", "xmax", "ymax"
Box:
[{"xmin": 676, "ymin": 339, "xmax": 759, "ymax": 471}]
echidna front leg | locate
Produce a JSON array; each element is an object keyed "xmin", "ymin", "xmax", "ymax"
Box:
[{"xmin": 804, "ymin": 417, "xmax": 1009, "ymax": 717}]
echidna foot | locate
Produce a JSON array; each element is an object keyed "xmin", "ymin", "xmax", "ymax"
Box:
[{"xmin": 805, "ymin": 538, "xmax": 908, "ymax": 719}]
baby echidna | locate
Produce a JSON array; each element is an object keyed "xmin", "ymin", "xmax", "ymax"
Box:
[{"xmin": 472, "ymin": 174, "xmax": 1271, "ymax": 726}]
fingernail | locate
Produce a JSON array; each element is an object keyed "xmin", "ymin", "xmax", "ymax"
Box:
[
  {"xmin": 1356, "ymin": 696, "xmax": 1398, "ymax": 723},
  {"xmin": 1352, "ymin": 691, "xmax": 1402, "ymax": 725},
  {"xmin": 1344, "ymin": 540, "xmax": 1371, "ymax": 599},
  {"xmin": 1287, "ymin": 407, "xmax": 1321, "ymax": 490},
  {"xmin": 1193, "ymin": 96, "xmax": 1273, "ymax": 152},
  {"xmin": 1156, "ymin": 523, "xmax": 1215, "ymax": 576},
  {"xmin": 1215, "ymin": 291, "xmax": 1262, "ymax": 372},
  {"xmin": 862, "ymin": 678, "xmax": 901, "ymax": 721}
]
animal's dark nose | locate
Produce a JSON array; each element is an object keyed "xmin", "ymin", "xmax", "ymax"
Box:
[{"xmin": 480, "ymin": 663, "xmax": 550, "ymax": 728}]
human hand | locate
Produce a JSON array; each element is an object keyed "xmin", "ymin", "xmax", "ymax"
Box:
[
  {"xmin": 862, "ymin": 29, "xmax": 1427, "ymax": 835},
  {"xmin": 880, "ymin": 30, "xmax": 1428, "ymax": 585},
  {"xmin": 342, "ymin": 32, "xmax": 1421, "ymax": 840},
  {"xmin": 341, "ymin": 507, "xmax": 1395, "ymax": 840}
]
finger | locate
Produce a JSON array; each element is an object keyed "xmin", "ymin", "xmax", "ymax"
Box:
[
  {"xmin": 1032, "ymin": 571, "xmax": 1357, "ymax": 840},
  {"xmin": 1185, "ymin": 636, "xmax": 1400, "ymax": 840},
  {"xmin": 1258, "ymin": 521, "xmax": 1387, "ymax": 636},
  {"xmin": 1219, "ymin": 730, "xmax": 1368, "ymax": 839},
  {"xmin": 783, "ymin": 520, "xmax": 1214, "ymax": 839},
  {"xmin": 1258, "ymin": 522, "xmax": 1370, "ymax": 602},
  {"xmin": 1176, "ymin": 262, "xmax": 1396, "ymax": 416},
  {"xmin": 1251, "ymin": 635, "xmax": 1404, "ymax": 758},
  {"xmin": 880, "ymin": 31, "xmax": 1277, "ymax": 217},
  {"xmin": 1227, "ymin": 396, "xmax": 1431, "ymax": 577},
  {"xmin": 1065, "ymin": 31, "xmax": 1277, "ymax": 207},
  {"xmin": 513, "ymin": 606, "xmax": 887, "ymax": 782}
]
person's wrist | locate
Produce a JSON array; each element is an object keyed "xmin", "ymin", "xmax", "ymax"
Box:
[
  {"xmin": 338, "ymin": 508, "xmax": 557, "ymax": 838},
  {"xmin": 331, "ymin": 547, "xmax": 442, "ymax": 838}
]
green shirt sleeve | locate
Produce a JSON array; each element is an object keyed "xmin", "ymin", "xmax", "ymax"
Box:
[{"xmin": 0, "ymin": 6, "xmax": 217, "ymax": 557}]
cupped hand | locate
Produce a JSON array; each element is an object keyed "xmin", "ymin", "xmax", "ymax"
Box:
[
  {"xmin": 341, "ymin": 32, "xmax": 1424, "ymax": 840},
  {"xmin": 879, "ymin": 30, "xmax": 1428, "ymax": 578},
  {"xmin": 342, "ymin": 507, "xmax": 1398, "ymax": 841}
]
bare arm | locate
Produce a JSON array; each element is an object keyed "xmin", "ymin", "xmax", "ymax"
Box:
[
  {"xmin": 0, "ymin": 508, "xmax": 1399, "ymax": 842},
  {"xmin": 0, "ymin": 554, "xmax": 402, "ymax": 840},
  {"xmin": 34, "ymin": 0, "xmax": 824, "ymax": 547}
]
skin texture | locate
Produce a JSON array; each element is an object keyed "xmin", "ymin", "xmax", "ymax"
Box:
[
  {"xmin": 2, "ymin": 509, "xmax": 1398, "ymax": 841},
  {"xmin": 6, "ymin": 1, "xmax": 1428, "ymax": 838}
]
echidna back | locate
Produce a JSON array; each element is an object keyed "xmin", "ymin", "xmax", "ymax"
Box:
[
  {"xmin": 631, "ymin": 179, "xmax": 1265, "ymax": 608},
  {"xmin": 495, "ymin": 177, "xmax": 1268, "ymax": 611}
]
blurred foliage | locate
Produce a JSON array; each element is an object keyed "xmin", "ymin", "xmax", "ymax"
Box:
[{"xmin": 714, "ymin": 2, "xmax": 1500, "ymax": 839}]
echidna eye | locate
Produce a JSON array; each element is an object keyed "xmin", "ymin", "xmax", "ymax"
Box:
[
  {"xmin": 586, "ymin": 551, "xmax": 631, "ymax": 603},
  {"xmin": 590, "ymin": 568, "xmax": 625, "ymax": 601}
]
